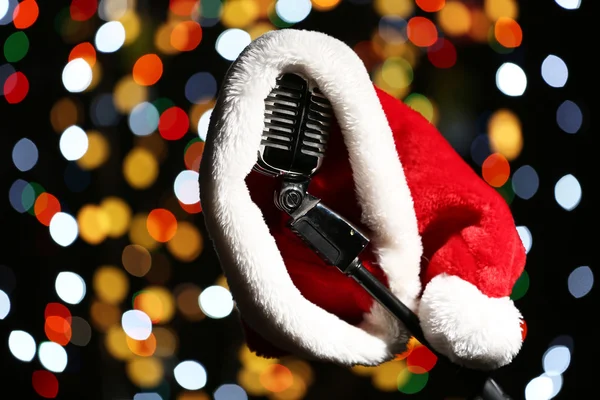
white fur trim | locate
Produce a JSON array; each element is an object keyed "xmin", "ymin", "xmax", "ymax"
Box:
[
  {"xmin": 418, "ymin": 273, "xmax": 523, "ymax": 370},
  {"xmin": 199, "ymin": 29, "xmax": 423, "ymax": 366}
]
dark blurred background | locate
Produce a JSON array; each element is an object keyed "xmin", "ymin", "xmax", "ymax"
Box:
[{"xmin": 0, "ymin": 0, "xmax": 593, "ymax": 399}]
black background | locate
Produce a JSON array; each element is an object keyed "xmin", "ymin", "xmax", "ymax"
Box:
[{"xmin": 1, "ymin": 1, "xmax": 594, "ymax": 399}]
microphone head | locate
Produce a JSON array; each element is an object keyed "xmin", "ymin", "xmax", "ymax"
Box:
[{"xmin": 254, "ymin": 73, "xmax": 333, "ymax": 179}]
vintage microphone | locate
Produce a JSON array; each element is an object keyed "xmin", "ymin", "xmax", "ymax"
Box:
[{"xmin": 253, "ymin": 73, "xmax": 512, "ymax": 400}]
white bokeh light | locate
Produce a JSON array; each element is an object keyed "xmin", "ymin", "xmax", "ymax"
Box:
[
  {"xmin": 555, "ymin": 0, "xmax": 581, "ymax": 10},
  {"xmin": 55, "ymin": 272, "xmax": 87, "ymax": 305},
  {"xmin": 525, "ymin": 375, "xmax": 554, "ymax": 400},
  {"xmin": 98, "ymin": 0, "xmax": 128, "ymax": 21},
  {"xmin": 0, "ymin": 0, "xmax": 9, "ymax": 20},
  {"xmin": 39, "ymin": 341, "xmax": 68, "ymax": 373},
  {"xmin": 49, "ymin": 212, "xmax": 79, "ymax": 247},
  {"xmin": 516, "ymin": 226, "xmax": 532, "ymax": 254},
  {"xmin": 128, "ymin": 101, "xmax": 160, "ymax": 136},
  {"xmin": 174, "ymin": 170, "xmax": 200, "ymax": 205},
  {"xmin": 95, "ymin": 21, "xmax": 126, "ymax": 53},
  {"xmin": 62, "ymin": 58, "xmax": 93, "ymax": 93},
  {"xmin": 199, "ymin": 285, "xmax": 234, "ymax": 319},
  {"xmin": 496, "ymin": 62, "xmax": 527, "ymax": 96},
  {"xmin": 276, "ymin": 0, "xmax": 312, "ymax": 23},
  {"xmin": 543, "ymin": 345, "xmax": 571, "ymax": 376},
  {"xmin": 554, "ymin": 174, "xmax": 582, "ymax": 211},
  {"xmin": 541, "ymin": 55, "xmax": 568, "ymax": 88},
  {"xmin": 121, "ymin": 310, "xmax": 152, "ymax": 340},
  {"xmin": 197, "ymin": 108, "xmax": 212, "ymax": 141},
  {"xmin": 0, "ymin": 289, "xmax": 10, "ymax": 320},
  {"xmin": 174, "ymin": 360, "xmax": 208, "ymax": 390},
  {"xmin": 8, "ymin": 330, "xmax": 36, "ymax": 362},
  {"xmin": 60, "ymin": 125, "xmax": 89, "ymax": 161},
  {"xmin": 216, "ymin": 29, "xmax": 251, "ymax": 61}
]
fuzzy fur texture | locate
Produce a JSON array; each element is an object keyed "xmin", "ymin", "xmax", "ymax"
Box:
[
  {"xmin": 200, "ymin": 29, "xmax": 423, "ymax": 366},
  {"xmin": 200, "ymin": 29, "xmax": 526, "ymax": 369}
]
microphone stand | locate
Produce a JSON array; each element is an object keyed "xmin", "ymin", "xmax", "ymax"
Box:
[{"xmin": 273, "ymin": 178, "xmax": 512, "ymax": 400}]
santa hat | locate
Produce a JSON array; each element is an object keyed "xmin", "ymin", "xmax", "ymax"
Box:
[{"xmin": 199, "ymin": 29, "xmax": 526, "ymax": 370}]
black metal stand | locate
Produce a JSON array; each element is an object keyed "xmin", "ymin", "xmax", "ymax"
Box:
[{"xmin": 274, "ymin": 178, "xmax": 512, "ymax": 400}]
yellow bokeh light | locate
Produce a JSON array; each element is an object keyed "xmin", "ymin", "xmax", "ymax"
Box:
[
  {"xmin": 484, "ymin": 0, "xmax": 518, "ymax": 21},
  {"xmin": 166, "ymin": 221, "xmax": 203, "ymax": 262},
  {"xmin": 221, "ymin": 0, "xmax": 259, "ymax": 28},
  {"xmin": 374, "ymin": 0, "xmax": 414, "ymax": 18},
  {"xmin": 153, "ymin": 326, "xmax": 178, "ymax": 358},
  {"xmin": 351, "ymin": 364, "xmax": 378, "ymax": 376},
  {"xmin": 239, "ymin": 344, "xmax": 278, "ymax": 373},
  {"xmin": 126, "ymin": 357, "xmax": 164, "ymax": 388},
  {"xmin": 155, "ymin": 22, "xmax": 180, "ymax": 55},
  {"xmin": 77, "ymin": 130, "xmax": 109, "ymax": 170},
  {"xmin": 135, "ymin": 286, "xmax": 176, "ymax": 324},
  {"xmin": 100, "ymin": 197, "xmax": 132, "ymax": 238},
  {"xmin": 123, "ymin": 147, "xmax": 159, "ymax": 189},
  {"xmin": 129, "ymin": 213, "xmax": 159, "ymax": 250},
  {"xmin": 381, "ymin": 57, "xmax": 413, "ymax": 90},
  {"xmin": 283, "ymin": 359, "xmax": 314, "ymax": 386},
  {"xmin": 372, "ymin": 359, "xmax": 406, "ymax": 391},
  {"xmin": 247, "ymin": 21, "xmax": 276, "ymax": 40},
  {"xmin": 85, "ymin": 60, "xmax": 103, "ymax": 92},
  {"xmin": 77, "ymin": 204, "xmax": 111, "ymax": 245},
  {"xmin": 122, "ymin": 244, "xmax": 152, "ymax": 277},
  {"xmin": 271, "ymin": 376, "xmax": 307, "ymax": 400},
  {"xmin": 373, "ymin": 67, "xmax": 411, "ymax": 99},
  {"xmin": 90, "ymin": 301, "xmax": 121, "ymax": 332},
  {"xmin": 93, "ymin": 265, "xmax": 129, "ymax": 305},
  {"xmin": 405, "ymin": 93, "xmax": 437, "ymax": 124},
  {"xmin": 437, "ymin": 1, "xmax": 472, "ymax": 37},
  {"xmin": 215, "ymin": 275, "xmax": 229, "ymax": 290},
  {"xmin": 312, "ymin": 0, "xmax": 341, "ymax": 12},
  {"xmin": 113, "ymin": 75, "xmax": 148, "ymax": 113},
  {"xmin": 238, "ymin": 368, "xmax": 269, "ymax": 396},
  {"xmin": 50, "ymin": 97, "xmax": 81, "ymax": 133},
  {"xmin": 488, "ymin": 109, "xmax": 523, "ymax": 161},
  {"xmin": 106, "ymin": 325, "xmax": 134, "ymax": 361},
  {"xmin": 119, "ymin": 10, "xmax": 141, "ymax": 45}
]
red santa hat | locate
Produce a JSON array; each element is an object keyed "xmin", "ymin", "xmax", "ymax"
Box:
[{"xmin": 199, "ymin": 29, "xmax": 526, "ymax": 370}]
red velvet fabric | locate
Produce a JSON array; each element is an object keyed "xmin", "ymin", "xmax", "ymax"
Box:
[{"xmin": 242, "ymin": 87, "xmax": 526, "ymax": 358}]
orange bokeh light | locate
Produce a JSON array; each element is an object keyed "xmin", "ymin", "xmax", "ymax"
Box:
[
  {"xmin": 395, "ymin": 336, "xmax": 420, "ymax": 360},
  {"xmin": 259, "ymin": 364, "xmax": 294, "ymax": 393},
  {"xmin": 416, "ymin": 0, "xmax": 445, "ymax": 12},
  {"xmin": 482, "ymin": 153, "xmax": 510, "ymax": 188},
  {"xmin": 179, "ymin": 200, "xmax": 202, "ymax": 214},
  {"xmin": 133, "ymin": 54, "xmax": 163, "ymax": 86},
  {"xmin": 494, "ymin": 17, "xmax": 523, "ymax": 48},
  {"xmin": 69, "ymin": 42, "xmax": 97, "ymax": 67},
  {"xmin": 146, "ymin": 208, "xmax": 178, "ymax": 242},
  {"xmin": 126, "ymin": 333, "xmax": 157, "ymax": 357},
  {"xmin": 34, "ymin": 193, "xmax": 62, "ymax": 226},
  {"xmin": 45, "ymin": 316, "xmax": 72, "ymax": 346},
  {"xmin": 13, "ymin": 0, "xmax": 39, "ymax": 29},
  {"xmin": 184, "ymin": 141, "xmax": 205, "ymax": 171},
  {"xmin": 170, "ymin": 21, "xmax": 203, "ymax": 52},
  {"xmin": 407, "ymin": 17, "xmax": 438, "ymax": 47},
  {"xmin": 169, "ymin": 0, "xmax": 198, "ymax": 16}
]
